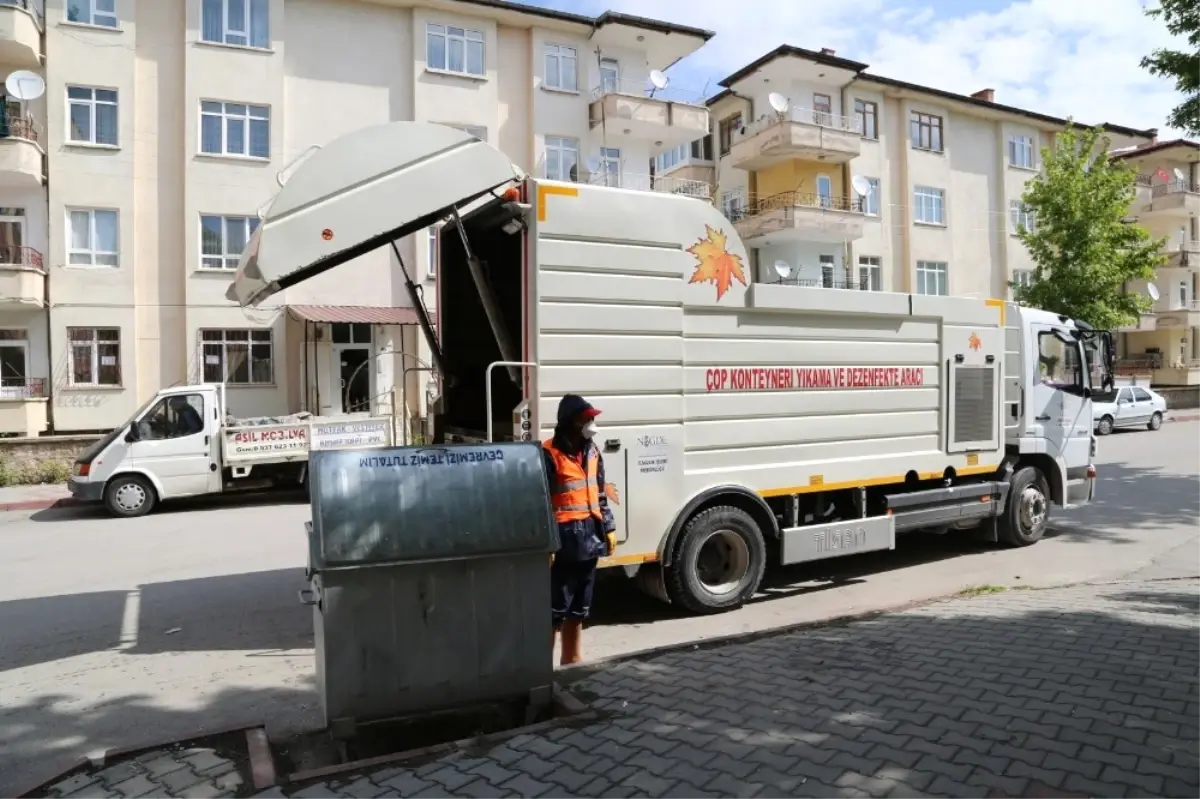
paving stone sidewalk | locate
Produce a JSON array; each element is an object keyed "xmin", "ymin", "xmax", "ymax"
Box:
[{"xmin": 45, "ymin": 579, "xmax": 1200, "ymax": 798}]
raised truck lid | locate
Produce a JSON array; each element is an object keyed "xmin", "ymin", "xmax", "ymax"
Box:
[{"xmin": 226, "ymin": 122, "xmax": 523, "ymax": 307}]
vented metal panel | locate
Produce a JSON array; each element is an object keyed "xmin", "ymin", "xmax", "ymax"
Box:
[{"xmin": 948, "ymin": 363, "xmax": 998, "ymax": 452}]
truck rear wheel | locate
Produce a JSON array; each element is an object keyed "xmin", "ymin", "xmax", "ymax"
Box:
[
  {"xmin": 104, "ymin": 474, "xmax": 157, "ymax": 518},
  {"xmin": 666, "ymin": 505, "xmax": 766, "ymax": 615},
  {"xmin": 999, "ymin": 466, "xmax": 1049, "ymax": 547}
]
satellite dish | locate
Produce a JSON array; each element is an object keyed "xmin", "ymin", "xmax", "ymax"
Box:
[
  {"xmin": 1147, "ymin": 282, "xmax": 1160, "ymax": 301},
  {"xmin": 768, "ymin": 92, "xmax": 789, "ymax": 114},
  {"xmin": 851, "ymin": 175, "xmax": 872, "ymax": 197},
  {"xmin": 773, "ymin": 260, "xmax": 792, "ymax": 280},
  {"xmin": 585, "ymin": 156, "xmax": 601, "ymax": 174},
  {"xmin": 5, "ymin": 70, "xmax": 44, "ymax": 101},
  {"xmin": 1173, "ymin": 167, "xmax": 1187, "ymax": 181},
  {"xmin": 649, "ymin": 70, "xmax": 669, "ymax": 91}
]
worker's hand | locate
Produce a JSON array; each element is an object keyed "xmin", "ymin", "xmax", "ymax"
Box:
[{"xmin": 606, "ymin": 532, "xmax": 617, "ymax": 556}]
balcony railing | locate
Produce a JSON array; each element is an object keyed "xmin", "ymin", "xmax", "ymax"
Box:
[
  {"xmin": 0, "ymin": 0, "xmax": 44, "ymax": 27},
  {"xmin": 1151, "ymin": 180, "xmax": 1199, "ymax": 197},
  {"xmin": 1115, "ymin": 355, "xmax": 1162, "ymax": 372},
  {"xmin": 0, "ymin": 113, "xmax": 40, "ymax": 145},
  {"xmin": 0, "ymin": 244, "xmax": 43, "ymax": 270},
  {"xmin": 724, "ymin": 190, "xmax": 864, "ymax": 222},
  {"xmin": 0, "ymin": 376, "xmax": 46, "ymax": 399},
  {"xmin": 734, "ymin": 106, "xmax": 862, "ymax": 145},
  {"xmin": 586, "ymin": 170, "xmax": 712, "ymax": 199},
  {"xmin": 767, "ymin": 275, "xmax": 871, "ymax": 290},
  {"xmin": 589, "ymin": 77, "xmax": 706, "ymax": 107}
]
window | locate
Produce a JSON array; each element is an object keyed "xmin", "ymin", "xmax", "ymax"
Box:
[
  {"xmin": 816, "ymin": 174, "xmax": 833, "ymax": 209},
  {"xmin": 67, "ymin": 87, "xmax": 118, "ymax": 146},
  {"xmin": 427, "ymin": 226, "xmax": 438, "ymax": 275},
  {"xmin": 68, "ymin": 328, "xmax": 121, "ymax": 386},
  {"xmin": 1008, "ymin": 134, "xmax": 1034, "ymax": 169},
  {"xmin": 0, "ymin": 328, "xmax": 29, "ymax": 397},
  {"xmin": 426, "ymin": 23, "xmax": 484, "ymax": 77},
  {"xmin": 1132, "ymin": 387, "xmax": 1153, "ymax": 402},
  {"xmin": 200, "ymin": 215, "xmax": 260, "ymax": 270},
  {"xmin": 913, "ymin": 186, "xmax": 945, "ymax": 225},
  {"xmin": 854, "ymin": 99, "xmax": 878, "ymax": 139},
  {"xmin": 201, "ymin": 329, "xmax": 273, "ymax": 385},
  {"xmin": 68, "ymin": 209, "xmax": 119, "ymax": 267},
  {"xmin": 858, "ymin": 256, "xmax": 882, "ymax": 291},
  {"xmin": 813, "ymin": 93, "xmax": 832, "ymax": 124},
  {"xmin": 863, "ymin": 177, "xmax": 880, "ymax": 216},
  {"xmin": 332, "ymin": 324, "xmax": 372, "ymax": 344},
  {"xmin": 599, "ymin": 58, "xmax": 619, "ymax": 93},
  {"xmin": 718, "ymin": 113, "xmax": 742, "ymax": 156},
  {"xmin": 200, "ymin": 101, "xmax": 270, "ymax": 158},
  {"xmin": 915, "ymin": 261, "xmax": 948, "ymax": 296},
  {"xmin": 596, "ymin": 146, "xmax": 620, "ymax": 186},
  {"xmin": 1037, "ymin": 331, "xmax": 1083, "ymax": 391},
  {"xmin": 1009, "ymin": 201, "xmax": 1036, "ymax": 234},
  {"xmin": 441, "ymin": 123, "xmax": 487, "ymax": 141},
  {"xmin": 137, "ymin": 394, "xmax": 207, "ymax": 441},
  {"xmin": 543, "ymin": 136, "xmax": 578, "ymax": 182},
  {"xmin": 1011, "ymin": 269, "xmax": 1032, "ymax": 298},
  {"xmin": 721, "ymin": 191, "xmax": 746, "ymax": 221},
  {"xmin": 66, "ymin": 0, "xmax": 117, "ymax": 28},
  {"xmin": 201, "ymin": 0, "xmax": 269, "ymax": 48},
  {"xmin": 543, "ymin": 44, "xmax": 577, "ymax": 92},
  {"xmin": 1180, "ymin": 281, "xmax": 1188, "ymax": 306},
  {"xmin": 820, "ymin": 254, "xmax": 836, "ymax": 288},
  {"xmin": 910, "ymin": 112, "xmax": 943, "ymax": 152},
  {"xmin": 0, "ymin": 207, "xmax": 25, "ymax": 265},
  {"xmin": 655, "ymin": 137, "xmax": 713, "ymax": 173}
]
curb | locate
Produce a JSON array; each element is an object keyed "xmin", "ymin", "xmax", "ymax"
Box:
[{"xmin": 0, "ymin": 497, "xmax": 79, "ymax": 514}]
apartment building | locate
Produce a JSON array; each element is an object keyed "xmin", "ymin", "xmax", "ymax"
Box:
[
  {"xmin": 657, "ymin": 45, "xmax": 1156, "ymax": 307},
  {"xmin": 0, "ymin": 0, "xmax": 713, "ymax": 436},
  {"xmin": 1111, "ymin": 139, "xmax": 1200, "ymax": 386}
]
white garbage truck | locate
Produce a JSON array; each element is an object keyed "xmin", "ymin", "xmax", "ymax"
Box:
[{"xmin": 227, "ymin": 122, "xmax": 1111, "ymax": 614}]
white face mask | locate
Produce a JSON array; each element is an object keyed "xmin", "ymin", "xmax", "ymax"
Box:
[{"xmin": 581, "ymin": 420, "xmax": 598, "ymax": 439}]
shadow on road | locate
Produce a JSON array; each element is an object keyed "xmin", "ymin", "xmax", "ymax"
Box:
[
  {"xmin": 26, "ymin": 490, "xmax": 308, "ymax": 523},
  {"xmin": 1050, "ymin": 459, "xmax": 1200, "ymax": 543}
]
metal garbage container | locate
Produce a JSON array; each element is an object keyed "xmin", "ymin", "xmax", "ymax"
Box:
[{"xmin": 302, "ymin": 442, "xmax": 558, "ymax": 730}]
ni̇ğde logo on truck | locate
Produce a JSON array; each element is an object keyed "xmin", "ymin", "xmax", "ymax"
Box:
[{"xmin": 688, "ymin": 225, "xmax": 746, "ymax": 301}]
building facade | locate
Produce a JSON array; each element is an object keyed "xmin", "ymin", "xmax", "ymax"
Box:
[{"xmin": 0, "ymin": 0, "xmax": 713, "ymax": 436}]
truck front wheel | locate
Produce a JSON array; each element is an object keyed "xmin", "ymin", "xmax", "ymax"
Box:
[
  {"xmin": 104, "ymin": 474, "xmax": 157, "ymax": 518},
  {"xmin": 999, "ymin": 466, "xmax": 1049, "ymax": 547},
  {"xmin": 666, "ymin": 505, "xmax": 767, "ymax": 615}
]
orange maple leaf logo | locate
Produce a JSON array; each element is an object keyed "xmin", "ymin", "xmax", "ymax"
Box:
[
  {"xmin": 687, "ymin": 225, "xmax": 747, "ymax": 301},
  {"xmin": 968, "ymin": 333, "xmax": 982, "ymax": 351}
]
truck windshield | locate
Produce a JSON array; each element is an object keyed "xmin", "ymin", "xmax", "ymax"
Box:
[{"xmin": 74, "ymin": 394, "xmax": 160, "ymax": 465}]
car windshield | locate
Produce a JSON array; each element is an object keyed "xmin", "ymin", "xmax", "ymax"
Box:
[{"xmin": 75, "ymin": 394, "xmax": 160, "ymax": 465}]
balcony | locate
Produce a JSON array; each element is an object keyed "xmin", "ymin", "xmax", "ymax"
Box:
[
  {"xmin": 585, "ymin": 169, "xmax": 712, "ymax": 200},
  {"xmin": 588, "ymin": 79, "xmax": 709, "ymax": 148},
  {"xmin": 0, "ymin": 0, "xmax": 43, "ymax": 68},
  {"xmin": 1134, "ymin": 176, "xmax": 1200, "ymax": 219},
  {"xmin": 729, "ymin": 107, "xmax": 862, "ymax": 171},
  {"xmin": 727, "ymin": 190, "xmax": 865, "ymax": 244},
  {"xmin": 0, "ymin": 377, "xmax": 48, "ymax": 437},
  {"xmin": 0, "ymin": 245, "xmax": 44, "ymax": 307},
  {"xmin": 1155, "ymin": 300, "xmax": 1200, "ymax": 329},
  {"xmin": 1162, "ymin": 240, "xmax": 1200, "ymax": 269},
  {"xmin": 0, "ymin": 114, "xmax": 45, "ymax": 188}
]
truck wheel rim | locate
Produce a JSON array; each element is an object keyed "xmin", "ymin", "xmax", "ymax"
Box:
[
  {"xmin": 694, "ymin": 529, "xmax": 750, "ymax": 596},
  {"xmin": 115, "ymin": 483, "xmax": 146, "ymax": 512},
  {"xmin": 1019, "ymin": 486, "xmax": 1046, "ymax": 532}
]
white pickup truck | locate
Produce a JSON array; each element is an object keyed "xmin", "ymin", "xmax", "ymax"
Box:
[{"xmin": 69, "ymin": 383, "xmax": 397, "ymax": 517}]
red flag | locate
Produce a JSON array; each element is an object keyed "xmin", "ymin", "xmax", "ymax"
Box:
[{"xmin": 1155, "ymin": 167, "xmax": 1170, "ymax": 183}]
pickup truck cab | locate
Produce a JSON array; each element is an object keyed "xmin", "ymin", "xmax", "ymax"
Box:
[{"xmin": 70, "ymin": 383, "xmax": 396, "ymax": 517}]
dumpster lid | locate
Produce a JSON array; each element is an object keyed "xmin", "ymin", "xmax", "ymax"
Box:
[{"xmin": 227, "ymin": 122, "xmax": 522, "ymax": 307}]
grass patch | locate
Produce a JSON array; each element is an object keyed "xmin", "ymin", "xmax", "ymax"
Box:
[
  {"xmin": 957, "ymin": 584, "xmax": 1010, "ymax": 597},
  {"xmin": 0, "ymin": 458, "xmax": 72, "ymax": 487}
]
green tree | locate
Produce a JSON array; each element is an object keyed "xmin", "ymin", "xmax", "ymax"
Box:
[
  {"xmin": 1013, "ymin": 125, "xmax": 1165, "ymax": 330},
  {"xmin": 1140, "ymin": 0, "xmax": 1199, "ymax": 136}
]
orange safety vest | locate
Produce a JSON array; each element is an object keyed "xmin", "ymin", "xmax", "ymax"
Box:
[{"xmin": 543, "ymin": 439, "xmax": 603, "ymax": 523}]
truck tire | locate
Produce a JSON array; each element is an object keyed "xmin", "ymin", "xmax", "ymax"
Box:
[
  {"xmin": 1097, "ymin": 415, "xmax": 1114, "ymax": 436},
  {"xmin": 666, "ymin": 505, "xmax": 767, "ymax": 615},
  {"xmin": 999, "ymin": 466, "xmax": 1049, "ymax": 547},
  {"xmin": 104, "ymin": 474, "xmax": 157, "ymax": 518}
]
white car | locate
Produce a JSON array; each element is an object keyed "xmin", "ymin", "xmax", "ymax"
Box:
[{"xmin": 1092, "ymin": 385, "xmax": 1167, "ymax": 435}]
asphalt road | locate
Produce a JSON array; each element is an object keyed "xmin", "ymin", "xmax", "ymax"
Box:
[{"xmin": 0, "ymin": 423, "xmax": 1196, "ymax": 794}]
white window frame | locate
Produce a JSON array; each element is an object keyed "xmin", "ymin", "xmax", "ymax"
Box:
[
  {"xmin": 819, "ymin": 254, "xmax": 837, "ymax": 287},
  {"xmin": 1008, "ymin": 134, "xmax": 1035, "ymax": 169},
  {"xmin": 67, "ymin": 327, "xmax": 122, "ymax": 387},
  {"xmin": 816, "ymin": 174, "xmax": 833, "ymax": 209},
  {"xmin": 543, "ymin": 136, "xmax": 579, "ymax": 182},
  {"xmin": 199, "ymin": 100, "xmax": 271, "ymax": 158},
  {"xmin": 67, "ymin": 86, "xmax": 119, "ymax": 146},
  {"xmin": 915, "ymin": 261, "xmax": 949, "ymax": 296},
  {"xmin": 67, "ymin": 208, "xmax": 120, "ymax": 268},
  {"xmin": 0, "ymin": 328, "xmax": 30, "ymax": 396},
  {"xmin": 863, "ymin": 177, "xmax": 881, "ymax": 216},
  {"xmin": 426, "ymin": 23, "xmax": 485, "ymax": 77},
  {"xmin": 426, "ymin": 226, "xmax": 439, "ymax": 280},
  {"xmin": 199, "ymin": 214, "xmax": 260, "ymax": 270},
  {"xmin": 543, "ymin": 43, "xmax": 578, "ymax": 92},
  {"xmin": 913, "ymin": 186, "xmax": 945, "ymax": 225},
  {"xmin": 0, "ymin": 208, "xmax": 25, "ymax": 265},
  {"xmin": 66, "ymin": 0, "xmax": 118, "ymax": 28},
  {"xmin": 201, "ymin": 0, "xmax": 271, "ymax": 49},
  {"xmin": 858, "ymin": 256, "xmax": 882, "ymax": 291},
  {"xmin": 599, "ymin": 58, "xmax": 620, "ymax": 93},
  {"xmin": 1009, "ymin": 200, "xmax": 1036, "ymax": 234},
  {"xmin": 200, "ymin": 328, "xmax": 275, "ymax": 385},
  {"xmin": 656, "ymin": 138, "xmax": 714, "ymax": 174},
  {"xmin": 597, "ymin": 146, "xmax": 621, "ymax": 185},
  {"xmin": 1011, "ymin": 269, "xmax": 1032, "ymax": 298}
]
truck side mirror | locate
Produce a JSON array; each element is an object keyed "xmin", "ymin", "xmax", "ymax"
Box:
[{"xmin": 125, "ymin": 425, "xmax": 139, "ymax": 443}]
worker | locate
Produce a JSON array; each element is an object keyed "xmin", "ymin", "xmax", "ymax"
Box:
[{"xmin": 543, "ymin": 394, "xmax": 617, "ymax": 666}]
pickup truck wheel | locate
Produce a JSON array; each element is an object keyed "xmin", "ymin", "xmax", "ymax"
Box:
[
  {"xmin": 104, "ymin": 474, "xmax": 156, "ymax": 518},
  {"xmin": 999, "ymin": 466, "xmax": 1049, "ymax": 547},
  {"xmin": 666, "ymin": 506, "xmax": 766, "ymax": 615},
  {"xmin": 1097, "ymin": 415, "xmax": 1114, "ymax": 436},
  {"xmin": 1148, "ymin": 412, "xmax": 1162, "ymax": 431}
]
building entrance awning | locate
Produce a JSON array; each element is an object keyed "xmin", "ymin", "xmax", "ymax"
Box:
[{"xmin": 289, "ymin": 305, "xmax": 432, "ymax": 325}]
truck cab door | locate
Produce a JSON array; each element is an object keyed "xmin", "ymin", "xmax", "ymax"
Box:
[
  {"xmin": 1114, "ymin": 387, "xmax": 1134, "ymax": 426},
  {"xmin": 127, "ymin": 390, "xmax": 217, "ymax": 499},
  {"xmin": 1030, "ymin": 325, "xmax": 1092, "ymax": 477}
]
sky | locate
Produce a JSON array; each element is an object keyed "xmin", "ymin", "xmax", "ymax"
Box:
[{"xmin": 530, "ymin": 0, "xmax": 1192, "ymax": 139}]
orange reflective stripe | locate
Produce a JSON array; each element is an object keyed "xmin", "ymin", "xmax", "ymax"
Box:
[{"xmin": 543, "ymin": 439, "xmax": 603, "ymax": 523}]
